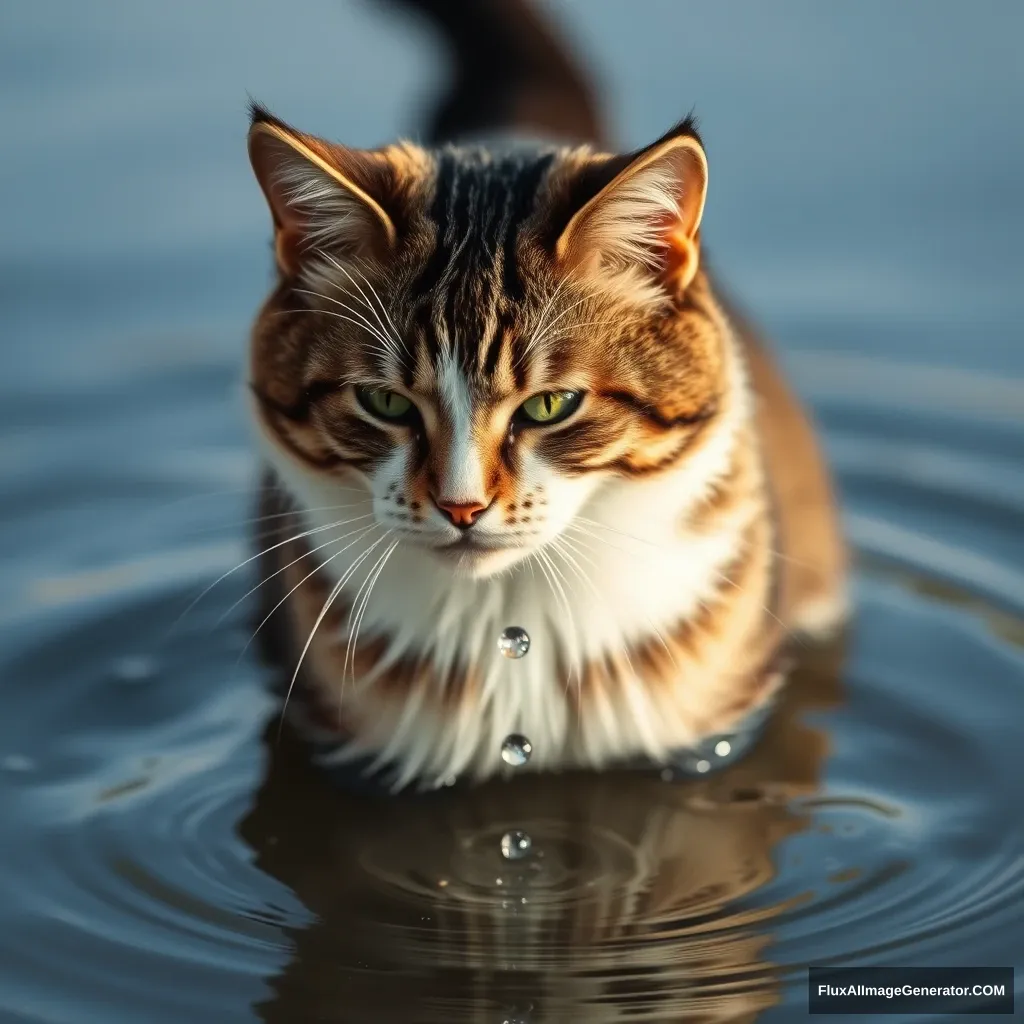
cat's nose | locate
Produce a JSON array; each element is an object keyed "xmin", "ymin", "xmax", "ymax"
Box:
[{"xmin": 432, "ymin": 497, "xmax": 490, "ymax": 529}]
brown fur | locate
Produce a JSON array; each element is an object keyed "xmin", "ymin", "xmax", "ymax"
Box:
[{"xmin": 244, "ymin": 98, "xmax": 845, "ymax": 782}]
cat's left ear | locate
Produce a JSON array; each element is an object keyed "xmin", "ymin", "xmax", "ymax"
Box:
[{"xmin": 554, "ymin": 120, "xmax": 708, "ymax": 298}]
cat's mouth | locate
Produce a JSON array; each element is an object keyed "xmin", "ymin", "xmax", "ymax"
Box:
[
  {"xmin": 431, "ymin": 533, "xmax": 529, "ymax": 577},
  {"xmin": 438, "ymin": 534, "xmax": 500, "ymax": 554}
]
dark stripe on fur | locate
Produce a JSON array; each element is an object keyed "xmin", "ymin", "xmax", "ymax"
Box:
[{"xmin": 599, "ymin": 390, "xmax": 719, "ymax": 430}]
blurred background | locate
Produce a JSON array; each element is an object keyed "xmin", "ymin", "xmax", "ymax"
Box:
[{"xmin": 1, "ymin": 3, "xmax": 1023, "ymax": 1023}]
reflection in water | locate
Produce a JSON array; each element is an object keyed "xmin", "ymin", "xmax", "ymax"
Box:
[{"xmin": 244, "ymin": 642, "xmax": 845, "ymax": 1022}]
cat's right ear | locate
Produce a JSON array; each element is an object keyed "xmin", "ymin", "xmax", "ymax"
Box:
[{"xmin": 247, "ymin": 103, "xmax": 397, "ymax": 276}]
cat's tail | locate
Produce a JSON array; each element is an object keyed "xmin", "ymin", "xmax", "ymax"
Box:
[{"xmin": 381, "ymin": 0, "xmax": 608, "ymax": 147}]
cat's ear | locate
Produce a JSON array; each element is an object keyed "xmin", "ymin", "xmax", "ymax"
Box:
[
  {"xmin": 247, "ymin": 103, "xmax": 398, "ymax": 276},
  {"xmin": 554, "ymin": 119, "xmax": 708, "ymax": 299}
]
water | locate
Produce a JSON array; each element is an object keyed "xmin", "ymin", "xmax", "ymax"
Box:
[
  {"xmin": 500, "ymin": 831, "xmax": 533, "ymax": 861},
  {"xmin": 497, "ymin": 626, "xmax": 531, "ymax": 660},
  {"xmin": 500, "ymin": 735, "xmax": 534, "ymax": 768},
  {"xmin": 2, "ymin": 1, "xmax": 1024, "ymax": 1022}
]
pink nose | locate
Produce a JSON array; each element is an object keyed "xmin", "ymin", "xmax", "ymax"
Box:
[{"xmin": 433, "ymin": 498, "xmax": 489, "ymax": 529}]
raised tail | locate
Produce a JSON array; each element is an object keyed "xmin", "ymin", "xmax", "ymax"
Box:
[{"xmin": 382, "ymin": 0, "xmax": 608, "ymax": 147}]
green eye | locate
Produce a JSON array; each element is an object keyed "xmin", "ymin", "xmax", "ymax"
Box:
[
  {"xmin": 518, "ymin": 390, "xmax": 583, "ymax": 425},
  {"xmin": 357, "ymin": 387, "xmax": 413, "ymax": 421}
]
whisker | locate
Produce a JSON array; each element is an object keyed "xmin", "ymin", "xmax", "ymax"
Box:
[
  {"xmin": 188, "ymin": 499, "xmax": 374, "ymax": 540},
  {"xmin": 713, "ymin": 565, "xmax": 794, "ymax": 638},
  {"xmin": 341, "ymin": 539, "xmax": 391, "ymax": 680},
  {"xmin": 237, "ymin": 524, "xmax": 383, "ymax": 668},
  {"xmin": 273, "ymin": 307, "xmax": 395, "ymax": 364},
  {"xmin": 535, "ymin": 547, "xmax": 583, "ymax": 688},
  {"xmin": 293, "ymin": 288, "xmax": 396, "ymax": 355},
  {"xmin": 346, "ymin": 262, "xmax": 407, "ymax": 356},
  {"xmin": 343, "ymin": 537, "xmax": 400, "ymax": 690},
  {"xmin": 522, "ymin": 293, "xmax": 594, "ymax": 359},
  {"xmin": 550, "ymin": 536, "xmax": 640, "ymax": 681},
  {"xmin": 533, "ymin": 318, "xmax": 622, "ymax": 349},
  {"xmin": 277, "ymin": 530, "xmax": 392, "ymax": 736},
  {"xmin": 568, "ymin": 519, "xmax": 785, "ymax": 650},
  {"xmin": 565, "ymin": 522, "xmax": 661, "ymax": 568},
  {"xmin": 766, "ymin": 546, "xmax": 820, "ymax": 571},
  {"xmin": 167, "ymin": 513, "xmax": 376, "ymax": 636},
  {"xmin": 516, "ymin": 274, "xmax": 567, "ymax": 368},
  {"xmin": 315, "ymin": 250, "xmax": 406, "ymax": 358},
  {"xmin": 218, "ymin": 521, "xmax": 380, "ymax": 630},
  {"xmin": 573, "ymin": 515, "xmax": 660, "ymax": 548}
]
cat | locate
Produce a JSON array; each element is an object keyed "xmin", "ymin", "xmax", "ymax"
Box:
[{"xmin": 246, "ymin": 0, "xmax": 846, "ymax": 792}]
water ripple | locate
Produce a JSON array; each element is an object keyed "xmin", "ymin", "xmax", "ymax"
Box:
[{"xmin": 1, "ymin": 369, "xmax": 1024, "ymax": 1022}]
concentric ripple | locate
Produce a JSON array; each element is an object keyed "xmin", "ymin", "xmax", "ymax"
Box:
[
  {"xmin": 1, "ymin": 363, "xmax": 1023, "ymax": 1023},
  {"xmin": 0, "ymin": 587, "xmax": 308, "ymax": 1024}
]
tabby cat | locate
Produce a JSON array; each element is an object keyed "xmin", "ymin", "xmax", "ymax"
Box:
[{"xmin": 246, "ymin": 5, "xmax": 845, "ymax": 792}]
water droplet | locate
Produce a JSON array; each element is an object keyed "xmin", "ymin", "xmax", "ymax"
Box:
[
  {"xmin": 500, "ymin": 830, "xmax": 532, "ymax": 860},
  {"xmin": 501, "ymin": 1008, "xmax": 532, "ymax": 1024},
  {"xmin": 501, "ymin": 734, "xmax": 532, "ymax": 766},
  {"xmin": 497, "ymin": 626, "xmax": 530, "ymax": 659},
  {"xmin": 660, "ymin": 767, "xmax": 675, "ymax": 782},
  {"xmin": 113, "ymin": 655, "xmax": 157, "ymax": 682},
  {"xmin": 714, "ymin": 739, "xmax": 732, "ymax": 757},
  {"xmin": 695, "ymin": 759, "xmax": 711, "ymax": 773}
]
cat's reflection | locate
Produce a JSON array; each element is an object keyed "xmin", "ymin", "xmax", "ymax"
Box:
[{"xmin": 243, "ymin": 642, "xmax": 844, "ymax": 1024}]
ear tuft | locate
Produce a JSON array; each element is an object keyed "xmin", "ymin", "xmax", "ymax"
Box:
[{"xmin": 247, "ymin": 98, "xmax": 276, "ymax": 129}]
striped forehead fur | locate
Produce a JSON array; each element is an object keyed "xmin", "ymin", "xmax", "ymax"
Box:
[
  {"xmin": 293, "ymin": 139, "xmax": 685, "ymax": 395},
  {"xmin": 296, "ymin": 142, "xmax": 569, "ymax": 388}
]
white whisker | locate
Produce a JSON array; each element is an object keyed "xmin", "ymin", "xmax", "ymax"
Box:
[
  {"xmin": 192, "ymin": 499, "xmax": 373, "ymax": 540},
  {"xmin": 239, "ymin": 524, "xmax": 382, "ymax": 667},
  {"xmin": 522, "ymin": 293, "xmax": 593, "ymax": 360},
  {"xmin": 516, "ymin": 274, "xmax": 567, "ymax": 367},
  {"xmin": 347, "ymin": 262, "xmax": 406, "ymax": 355},
  {"xmin": 714, "ymin": 565, "xmax": 792, "ymax": 637},
  {"xmin": 218, "ymin": 520, "xmax": 379, "ymax": 630},
  {"xmin": 167, "ymin": 513, "xmax": 376, "ymax": 635},
  {"xmin": 274, "ymin": 306, "xmax": 395, "ymax": 365},
  {"xmin": 535, "ymin": 546, "xmax": 583, "ymax": 687},
  {"xmin": 313, "ymin": 250, "xmax": 406, "ymax": 359},
  {"xmin": 294, "ymin": 287, "xmax": 396, "ymax": 350},
  {"xmin": 343, "ymin": 537, "xmax": 400, "ymax": 689},
  {"xmin": 278, "ymin": 530, "xmax": 392, "ymax": 733}
]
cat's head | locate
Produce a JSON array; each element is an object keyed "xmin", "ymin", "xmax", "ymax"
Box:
[{"xmin": 247, "ymin": 104, "xmax": 728, "ymax": 579}]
